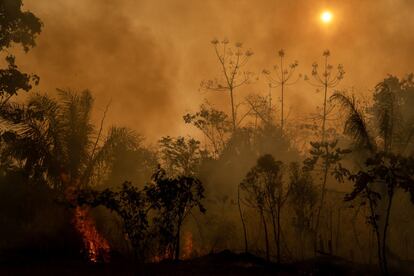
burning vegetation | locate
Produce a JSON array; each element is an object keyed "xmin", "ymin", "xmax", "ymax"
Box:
[{"xmin": 73, "ymin": 207, "xmax": 110, "ymax": 263}]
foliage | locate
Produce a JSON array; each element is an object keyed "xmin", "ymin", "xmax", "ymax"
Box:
[
  {"xmin": 304, "ymin": 140, "xmax": 351, "ymax": 183},
  {"xmin": 330, "ymin": 92, "xmax": 375, "ymax": 152},
  {"xmin": 77, "ymin": 182, "xmax": 151, "ymax": 260},
  {"xmin": 201, "ymin": 39, "xmax": 254, "ymax": 131},
  {"xmin": 305, "ymin": 50, "xmax": 345, "ymax": 141},
  {"xmin": 0, "ymin": 0, "xmax": 42, "ymax": 51},
  {"xmin": 303, "ymin": 139, "xmax": 351, "ymax": 253},
  {"xmin": 344, "ymin": 152, "xmax": 414, "ymax": 275},
  {"xmin": 146, "ymin": 167, "xmax": 206, "ymax": 260},
  {"xmin": 262, "ymin": 49, "xmax": 300, "ymax": 131},
  {"xmin": 0, "ymin": 0, "xmax": 42, "ymax": 104},
  {"xmin": 158, "ymin": 136, "xmax": 206, "ymax": 177},
  {"xmin": 240, "ymin": 154, "xmax": 288, "ymax": 262},
  {"xmin": 0, "ymin": 91, "xmax": 139, "ymax": 191},
  {"xmin": 332, "ymin": 75, "xmax": 414, "ymax": 155},
  {"xmin": 183, "ymin": 102, "xmax": 232, "ymax": 156},
  {"xmin": 289, "ymin": 162, "xmax": 318, "ymax": 235}
]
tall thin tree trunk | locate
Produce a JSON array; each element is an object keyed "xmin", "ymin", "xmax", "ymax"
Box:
[
  {"xmin": 238, "ymin": 185, "xmax": 248, "ymax": 253},
  {"xmin": 270, "ymin": 210, "xmax": 277, "ymax": 258},
  {"xmin": 277, "ymin": 203, "xmax": 281, "ymax": 263},
  {"xmin": 281, "ymin": 83, "xmax": 284, "ymax": 134},
  {"xmin": 329, "ymin": 208, "xmax": 333, "ymax": 255},
  {"xmin": 368, "ymin": 190, "xmax": 383, "ymax": 274},
  {"xmin": 321, "ymin": 56, "xmax": 328, "ymax": 142},
  {"xmin": 175, "ymin": 222, "xmax": 182, "ymax": 261},
  {"xmin": 314, "ymin": 160, "xmax": 329, "ymax": 253},
  {"xmin": 381, "ymin": 188, "xmax": 394, "ymax": 276},
  {"xmin": 336, "ymin": 208, "xmax": 341, "ymax": 255},
  {"xmin": 230, "ymin": 87, "xmax": 236, "ymax": 131},
  {"xmin": 261, "ymin": 210, "xmax": 270, "ymax": 262}
]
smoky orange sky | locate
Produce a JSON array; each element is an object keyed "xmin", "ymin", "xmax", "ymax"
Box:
[{"xmin": 16, "ymin": 0, "xmax": 414, "ymax": 141}]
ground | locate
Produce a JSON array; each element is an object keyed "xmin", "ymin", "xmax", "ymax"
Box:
[{"xmin": 1, "ymin": 250, "xmax": 413, "ymax": 275}]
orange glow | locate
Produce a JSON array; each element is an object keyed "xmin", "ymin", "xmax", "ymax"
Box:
[
  {"xmin": 152, "ymin": 248, "xmax": 173, "ymax": 263},
  {"xmin": 181, "ymin": 232, "xmax": 194, "ymax": 259}
]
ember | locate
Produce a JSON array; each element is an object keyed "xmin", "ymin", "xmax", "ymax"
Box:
[{"xmin": 152, "ymin": 248, "xmax": 173, "ymax": 263}]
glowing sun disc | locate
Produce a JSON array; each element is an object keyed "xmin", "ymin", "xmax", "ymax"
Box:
[{"xmin": 320, "ymin": 10, "xmax": 333, "ymax": 23}]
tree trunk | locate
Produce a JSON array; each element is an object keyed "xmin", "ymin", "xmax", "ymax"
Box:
[
  {"xmin": 270, "ymin": 208, "xmax": 278, "ymax": 262},
  {"xmin": 321, "ymin": 58, "xmax": 328, "ymax": 142},
  {"xmin": 230, "ymin": 88, "xmax": 236, "ymax": 131},
  {"xmin": 368, "ymin": 190, "xmax": 383, "ymax": 275},
  {"xmin": 314, "ymin": 160, "xmax": 329, "ymax": 253},
  {"xmin": 277, "ymin": 203, "xmax": 281, "ymax": 263},
  {"xmin": 281, "ymin": 83, "xmax": 284, "ymax": 134},
  {"xmin": 175, "ymin": 222, "xmax": 182, "ymax": 261},
  {"xmin": 381, "ymin": 188, "xmax": 394, "ymax": 276},
  {"xmin": 261, "ymin": 210, "xmax": 270, "ymax": 262},
  {"xmin": 238, "ymin": 185, "xmax": 248, "ymax": 253}
]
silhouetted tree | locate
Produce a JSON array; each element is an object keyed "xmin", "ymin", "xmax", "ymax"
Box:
[
  {"xmin": 146, "ymin": 167, "xmax": 206, "ymax": 261},
  {"xmin": 288, "ymin": 162, "xmax": 318, "ymax": 259},
  {"xmin": 77, "ymin": 182, "xmax": 151, "ymax": 261},
  {"xmin": 183, "ymin": 102, "xmax": 232, "ymax": 157},
  {"xmin": 302, "ymin": 51, "xmax": 345, "ymax": 255},
  {"xmin": 201, "ymin": 39, "xmax": 254, "ymax": 131},
  {"xmin": 332, "ymin": 77, "xmax": 414, "ymax": 274},
  {"xmin": 1, "ymin": 90, "xmax": 138, "ymax": 191},
  {"xmin": 241, "ymin": 154, "xmax": 288, "ymax": 262},
  {"xmin": 0, "ymin": 0, "xmax": 42, "ymax": 106},
  {"xmin": 245, "ymin": 93, "xmax": 274, "ymax": 127},
  {"xmin": 344, "ymin": 152, "xmax": 414, "ymax": 275},
  {"xmin": 263, "ymin": 49, "xmax": 300, "ymax": 133},
  {"xmin": 305, "ymin": 50, "xmax": 345, "ymax": 142},
  {"xmin": 158, "ymin": 136, "xmax": 206, "ymax": 177},
  {"xmin": 304, "ymin": 140, "xmax": 351, "ymax": 253},
  {"xmin": 0, "ymin": 90, "xmax": 139, "ymax": 261}
]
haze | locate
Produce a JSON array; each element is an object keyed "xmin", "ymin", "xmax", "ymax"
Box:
[{"xmin": 20, "ymin": 0, "xmax": 414, "ymax": 140}]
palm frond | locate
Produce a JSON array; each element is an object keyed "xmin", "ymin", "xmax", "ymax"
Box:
[
  {"xmin": 330, "ymin": 92, "xmax": 375, "ymax": 152},
  {"xmin": 57, "ymin": 89, "xmax": 95, "ymax": 178},
  {"xmin": 82, "ymin": 127, "xmax": 140, "ymax": 186}
]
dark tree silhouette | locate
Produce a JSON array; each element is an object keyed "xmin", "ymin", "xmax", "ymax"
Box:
[
  {"xmin": 263, "ymin": 49, "xmax": 300, "ymax": 133},
  {"xmin": 332, "ymin": 77, "xmax": 414, "ymax": 275},
  {"xmin": 288, "ymin": 162, "xmax": 318, "ymax": 259},
  {"xmin": 241, "ymin": 154, "xmax": 288, "ymax": 263},
  {"xmin": 344, "ymin": 153, "xmax": 414, "ymax": 275},
  {"xmin": 158, "ymin": 136, "xmax": 206, "ymax": 177},
  {"xmin": 184, "ymin": 102, "xmax": 232, "ymax": 157},
  {"xmin": 77, "ymin": 182, "xmax": 151, "ymax": 261},
  {"xmin": 0, "ymin": 0, "xmax": 42, "ymax": 106},
  {"xmin": 303, "ymin": 140, "xmax": 351, "ymax": 254},
  {"xmin": 305, "ymin": 50, "xmax": 345, "ymax": 142},
  {"xmin": 146, "ymin": 167, "xmax": 206, "ymax": 261},
  {"xmin": 201, "ymin": 39, "xmax": 254, "ymax": 132}
]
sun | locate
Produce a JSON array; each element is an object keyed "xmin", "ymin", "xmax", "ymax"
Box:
[{"xmin": 320, "ymin": 10, "xmax": 333, "ymax": 24}]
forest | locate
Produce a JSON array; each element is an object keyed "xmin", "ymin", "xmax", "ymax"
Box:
[{"xmin": 1, "ymin": 1, "xmax": 414, "ymax": 275}]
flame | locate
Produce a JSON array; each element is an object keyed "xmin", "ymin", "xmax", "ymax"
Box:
[
  {"xmin": 73, "ymin": 206, "xmax": 111, "ymax": 263},
  {"xmin": 181, "ymin": 232, "xmax": 194, "ymax": 260}
]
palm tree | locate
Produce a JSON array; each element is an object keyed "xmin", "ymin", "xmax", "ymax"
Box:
[
  {"xmin": 0, "ymin": 89, "xmax": 138, "ymax": 261},
  {"xmin": 330, "ymin": 75, "xmax": 414, "ymax": 275}
]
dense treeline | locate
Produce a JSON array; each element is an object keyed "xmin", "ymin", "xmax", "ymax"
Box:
[{"xmin": 1, "ymin": 1, "xmax": 414, "ymax": 275}]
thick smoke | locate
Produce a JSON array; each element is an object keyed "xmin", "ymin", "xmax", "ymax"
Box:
[{"xmin": 20, "ymin": 0, "xmax": 414, "ymax": 140}]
